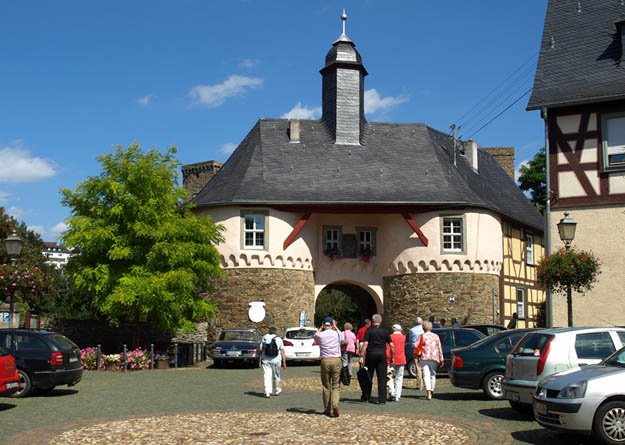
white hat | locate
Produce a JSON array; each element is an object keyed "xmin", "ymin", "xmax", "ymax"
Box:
[{"xmin": 392, "ymin": 324, "xmax": 402, "ymax": 332}]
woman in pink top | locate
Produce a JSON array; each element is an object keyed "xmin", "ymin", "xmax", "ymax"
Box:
[
  {"xmin": 417, "ymin": 321, "xmax": 444, "ymax": 400},
  {"xmin": 341, "ymin": 323, "xmax": 357, "ymax": 376},
  {"xmin": 386, "ymin": 324, "xmax": 407, "ymax": 401}
]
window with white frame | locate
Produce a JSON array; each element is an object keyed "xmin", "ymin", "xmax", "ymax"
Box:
[
  {"xmin": 242, "ymin": 213, "xmax": 266, "ymax": 249},
  {"xmin": 356, "ymin": 227, "xmax": 377, "ymax": 256},
  {"xmin": 441, "ymin": 216, "xmax": 464, "ymax": 253},
  {"xmin": 601, "ymin": 113, "xmax": 625, "ymax": 171},
  {"xmin": 516, "ymin": 287, "xmax": 526, "ymax": 319},
  {"xmin": 526, "ymin": 233, "xmax": 535, "ymax": 265},
  {"xmin": 323, "ymin": 226, "xmax": 341, "ymax": 253}
]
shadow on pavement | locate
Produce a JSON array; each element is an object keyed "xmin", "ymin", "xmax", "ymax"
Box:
[
  {"xmin": 0, "ymin": 403, "xmax": 16, "ymax": 412},
  {"xmin": 29, "ymin": 389, "xmax": 79, "ymax": 398},
  {"xmin": 286, "ymin": 407, "xmax": 323, "ymax": 415},
  {"xmin": 479, "ymin": 407, "xmax": 535, "ymax": 422},
  {"xmin": 511, "ymin": 429, "xmax": 591, "ymax": 444},
  {"xmin": 244, "ymin": 391, "xmax": 269, "ymax": 398},
  {"xmin": 432, "ymin": 391, "xmax": 488, "ymax": 401}
]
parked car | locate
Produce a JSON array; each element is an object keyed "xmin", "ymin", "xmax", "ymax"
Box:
[
  {"xmin": 405, "ymin": 328, "xmax": 486, "ymax": 377},
  {"xmin": 0, "ymin": 345, "xmax": 20, "ymax": 397},
  {"xmin": 450, "ymin": 328, "xmax": 538, "ymax": 399},
  {"xmin": 461, "ymin": 324, "xmax": 507, "ymax": 337},
  {"xmin": 533, "ymin": 345, "xmax": 625, "ymax": 445},
  {"xmin": 0, "ymin": 328, "xmax": 83, "ymax": 398},
  {"xmin": 503, "ymin": 327, "xmax": 625, "ymax": 412},
  {"xmin": 283, "ymin": 327, "xmax": 320, "ymax": 362},
  {"xmin": 209, "ymin": 329, "xmax": 261, "ymax": 368}
]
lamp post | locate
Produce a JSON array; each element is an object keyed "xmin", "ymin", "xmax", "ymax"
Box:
[
  {"xmin": 557, "ymin": 213, "xmax": 577, "ymax": 327},
  {"xmin": 4, "ymin": 231, "xmax": 23, "ymax": 328}
]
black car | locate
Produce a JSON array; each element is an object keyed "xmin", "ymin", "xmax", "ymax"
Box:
[
  {"xmin": 0, "ymin": 328, "xmax": 83, "ymax": 397},
  {"xmin": 209, "ymin": 329, "xmax": 261, "ymax": 368},
  {"xmin": 405, "ymin": 328, "xmax": 486, "ymax": 377},
  {"xmin": 461, "ymin": 324, "xmax": 507, "ymax": 337},
  {"xmin": 449, "ymin": 328, "xmax": 538, "ymax": 399}
]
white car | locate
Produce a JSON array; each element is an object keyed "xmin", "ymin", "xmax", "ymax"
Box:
[{"xmin": 283, "ymin": 327, "xmax": 320, "ymax": 362}]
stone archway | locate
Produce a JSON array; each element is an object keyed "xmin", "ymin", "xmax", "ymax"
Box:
[{"xmin": 314, "ymin": 281, "xmax": 379, "ymax": 329}]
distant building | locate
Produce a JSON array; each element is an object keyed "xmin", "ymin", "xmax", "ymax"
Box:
[{"xmin": 43, "ymin": 242, "xmax": 71, "ymax": 269}]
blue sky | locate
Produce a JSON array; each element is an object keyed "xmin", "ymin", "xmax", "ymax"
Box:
[{"xmin": 0, "ymin": 1, "xmax": 547, "ymax": 241}]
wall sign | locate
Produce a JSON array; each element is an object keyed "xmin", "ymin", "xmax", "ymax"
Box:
[
  {"xmin": 1, "ymin": 312, "xmax": 9, "ymax": 323},
  {"xmin": 248, "ymin": 302, "xmax": 266, "ymax": 323},
  {"xmin": 299, "ymin": 310, "xmax": 308, "ymax": 327},
  {"xmin": 342, "ymin": 234, "xmax": 357, "ymax": 258},
  {"xmin": 449, "ymin": 296, "xmax": 455, "ymax": 303}
]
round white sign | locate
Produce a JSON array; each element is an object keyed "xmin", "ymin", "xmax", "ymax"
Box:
[{"xmin": 248, "ymin": 301, "xmax": 266, "ymax": 323}]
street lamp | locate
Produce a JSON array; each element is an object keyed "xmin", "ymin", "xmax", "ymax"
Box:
[
  {"xmin": 4, "ymin": 231, "xmax": 23, "ymax": 328},
  {"xmin": 557, "ymin": 213, "xmax": 577, "ymax": 327}
]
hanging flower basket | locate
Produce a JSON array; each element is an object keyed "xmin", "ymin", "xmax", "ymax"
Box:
[
  {"xmin": 358, "ymin": 247, "xmax": 372, "ymax": 263},
  {"xmin": 537, "ymin": 246, "xmax": 600, "ymax": 294}
]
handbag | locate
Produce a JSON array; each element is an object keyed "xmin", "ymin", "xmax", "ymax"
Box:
[
  {"xmin": 414, "ymin": 336, "xmax": 423, "ymax": 357},
  {"xmin": 340, "ymin": 366, "xmax": 351, "ymax": 386}
]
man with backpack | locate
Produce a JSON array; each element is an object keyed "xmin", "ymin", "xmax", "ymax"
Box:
[{"xmin": 260, "ymin": 327, "xmax": 286, "ymax": 398}]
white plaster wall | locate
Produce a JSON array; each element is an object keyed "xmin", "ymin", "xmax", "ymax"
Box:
[{"xmin": 550, "ymin": 207, "xmax": 625, "ymax": 327}]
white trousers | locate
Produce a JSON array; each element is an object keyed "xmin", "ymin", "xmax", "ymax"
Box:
[
  {"xmin": 392, "ymin": 364, "xmax": 405, "ymax": 399},
  {"xmin": 420, "ymin": 360, "xmax": 438, "ymax": 392},
  {"xmin": 262, "ymin": 360, "xmax": 281, "ymax": 395}
]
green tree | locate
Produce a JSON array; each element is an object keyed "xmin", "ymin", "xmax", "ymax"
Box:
[
  {"xmin": 314, "ymin": 288, "xmax": 360, "ymax": 329},
  {"xmin": 61, "ymin": 144, "xmax": 224, "ymax": 343},
  {"xmin": 518, "ymin": 146, "xmax": 547, "ymax": 212}
]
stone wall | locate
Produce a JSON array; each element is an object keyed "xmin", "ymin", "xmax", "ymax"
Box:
[
  {"xmin": 206, "ymin": 268, "xmax": 316, "ymax": 343},
  {"xmin": 382, "ymin": 272, "xmax": 500, "ymax": 330},
  {"xmin": 480, "ymin": 147, "xmax": 515, "ymax": 179},
  {"xmin": 181, "ymin": 160, "xmax": 222, "ymax": 201}
]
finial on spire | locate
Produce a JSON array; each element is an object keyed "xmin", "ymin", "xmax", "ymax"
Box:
[{"xmin": 336, "ymin": 8, "xmax": 352, "ymax": 43}]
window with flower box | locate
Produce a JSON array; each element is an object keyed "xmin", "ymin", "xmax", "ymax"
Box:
[
  {"xmin": 323, "ymin": 226, "xmax": 342, "ymax": 255},
  {"xmin": 356, "ymin": 227, "xmax": 377, "ymax": 258}
]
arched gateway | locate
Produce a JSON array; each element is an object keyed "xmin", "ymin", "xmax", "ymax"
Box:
[{"xmin": 192, "ymin": 12, "xmax": 544, "ymax": 342}]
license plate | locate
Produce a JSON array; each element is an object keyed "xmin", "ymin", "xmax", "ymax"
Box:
[
  {"xmin": 295, "ymin": 352, "xmax": 310, "ymax": 357},
  {"xmin": 535, "ymin": 401, "xmax": 548, "ymax": 415},
  {"xmin": 506, "ymin": 391, "xmax": 520, "ymax": 402},
  {"xmin": 5, "ymin": 382, "xmax": 18, "ymax": 389},
  {"xmin": 227, "ymin": 351, "xmax": 241, "ymax": 357},
  {"xmin": 69, "ymin": 357, "xmax": 78, "ymax": 363}
]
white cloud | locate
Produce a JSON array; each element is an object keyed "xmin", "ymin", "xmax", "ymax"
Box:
[
  {"xmin": 239, "ymin": 58, "xmax": 260, "ymax": 69},
  {"xmin": 0, "ymin": 145, "xmax": 56, "ymax": 183},
  {"xmin": 218, "ymin": 142, "xmax": 237, "ymax": 155},
  {"xmin": 8, "ymin": 206, "xmax": 26, "ymax": 219},
  {"xmin": 281, "ymin": 102, "xmax": 322, "ymax": 120},
  {"xmin": 189, "ymin": 75, "xmax": 263, "ymax": 107},
  {"xmin": 0, "ymin": 191, "xmax": 14, "ymax": 204},
  {"xmin": 364, "ymin": 88, "xmax": 408, "ymax": 114},
  {"xmin": 28, "ymin": 225, "xmax": 44, "ymax": 236},
  {"xmin": 515, "ymin": 160, "xmax": 530, "ymax": 183},
  {"xmin": 137, "ymin": 94, "xmax": 153, "ymax": 106},
  {"xmin": 50, "ymin": 221, "xmax": 68, "ymax": 237}
]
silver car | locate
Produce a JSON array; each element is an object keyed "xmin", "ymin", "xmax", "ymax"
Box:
[
  {"xmin": 502, "ymin": 327, "xmax": 625, "ymax": 411},
  {"xmin": 533, "ymin": 346, "xmax": 625, "ymax": 444}
]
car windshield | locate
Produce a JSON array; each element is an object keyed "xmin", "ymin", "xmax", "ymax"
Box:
[
  {"xmin": 286, "ymin": 329, "xmax": 316, "ymax": 339},
  {"xmin": 218, "ymin": 331, "xmax": 256, "ymax": 342},
  {"xmin": 604, "ymin": 347, "xmax": 625, "ymax": 367},
  {"xmin": 511, "ymin": 333, "xmax": 553, "ymax": 356}
]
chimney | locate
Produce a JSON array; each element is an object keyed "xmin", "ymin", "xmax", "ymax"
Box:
[
  {"xmin": 464, "ymin": 139, "xmax": 479, "ymax": 173},
  {"xmin": 320, "ymin": 10, "xmax": 367, "ymax": 145},
  {"xmin": 289, "ymin": 119, "xmax": 300, "ymax": 143},
  {"xmin": 480, "ymin": 147, "xmax": 515, "ymax": 179}
]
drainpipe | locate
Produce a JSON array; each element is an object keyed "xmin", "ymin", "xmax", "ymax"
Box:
[{"xmin": 542, "ymin": 106, "xmax": 553, "ymax": 328}]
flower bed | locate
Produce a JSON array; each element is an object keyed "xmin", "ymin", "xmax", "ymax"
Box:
[{"xmin": 80, "ymin": 347, "xmax": 165, "ymax": 371}]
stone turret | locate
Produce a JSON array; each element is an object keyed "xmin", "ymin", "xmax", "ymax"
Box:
[
  {"xmin": 182, "ymin": 160, "xmax": 222, "ymax": 201},
  {"xmin": 320, "ymin": 10, "xmax": 368, "ymax": 145}
]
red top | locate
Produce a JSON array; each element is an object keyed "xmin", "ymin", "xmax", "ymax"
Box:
[
  {"xmin": 386, "ymin": 333, "xmax": 406, "ymax": 365},
  {"xmin": 356, "ymin": 325, "xmax": 370, "ymax": 343}
]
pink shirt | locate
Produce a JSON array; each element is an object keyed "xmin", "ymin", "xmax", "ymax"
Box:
[
  {"xmin": 314, "ymin": 328, "xmax": 342, "ymax": 358},
  {"xmin": 341, "ymin": 330, "xmax": 357, "ymax": 353},
  {"xmin": 419, "ymin": 331, "xmax": 444, "ymax": 364}
]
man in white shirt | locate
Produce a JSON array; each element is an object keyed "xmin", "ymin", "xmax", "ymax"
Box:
[{"xmin": 260, "ymin": 327, "xmax": 286, "ymax": 398}]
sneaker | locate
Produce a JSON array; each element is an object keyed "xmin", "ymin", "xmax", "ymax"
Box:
[
  {"xmin": 275, "ymin": 388, "xmax": 282, "ymax": 396},
  {"xmin": 265, "ymin": 393, "xmax": 270, "ymax": 398}
]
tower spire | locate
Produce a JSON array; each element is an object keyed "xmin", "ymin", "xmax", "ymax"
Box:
[{"xmin": 336, "ymin": 8, "xmax": 351, "ymax": 42}]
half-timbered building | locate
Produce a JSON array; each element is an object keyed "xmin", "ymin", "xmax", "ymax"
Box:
[
  {"xmin": 528, "ymin": 0, "xmax": 625, "ymax": 326},
  {"xmin": 188, "ymin": 14, "xmax": 545, "ymax": 335}
]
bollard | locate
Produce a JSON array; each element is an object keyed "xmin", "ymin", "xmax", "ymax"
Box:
[
  {"xmin": 96, "ymin": 345, "xmax": 101, "ymax": 370},
  {"xmin": 174, "ymin": 343, "xmax": 178, "ymax": 368},
  {"xmin": 123, "ymin": 344, "xmax": 127, "ymax": 372},
  {"xmin": 150, "ymin": 344, "xmax": 154, "ymax": 370}
]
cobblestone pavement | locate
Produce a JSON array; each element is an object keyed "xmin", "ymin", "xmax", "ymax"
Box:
[{"xmin": 1, "ymin": 362, "xmax": 596, "ymax": 444}]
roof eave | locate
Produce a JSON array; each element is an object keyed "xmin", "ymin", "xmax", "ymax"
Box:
[{"xmin": 527, "ymin": 92, "xmax": 625, "ymax": 111}]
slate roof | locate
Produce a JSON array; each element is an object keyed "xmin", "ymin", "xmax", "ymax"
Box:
[
  {"xmin": 193, "ymin": 119, "xmax": 544, "ymax": 231},
  {"xmin": 527, "ymin": 0, "xmax": 625, "ymax": 110}
]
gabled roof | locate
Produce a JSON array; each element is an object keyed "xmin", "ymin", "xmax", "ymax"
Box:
[
  {"xmin": 527, "ymin": 0, "xmax": 625, "ymax": 110},
  {"xmin": 193, "ymin": 119, "xmax": 544, "ymax": 231}
]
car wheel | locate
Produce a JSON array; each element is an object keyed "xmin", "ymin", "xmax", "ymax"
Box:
[
  {"xmin": 482, "ymin": 372, "xmax": 505, "ymax": 400},
  {"xmin": 10, "ymin": 369, "xmax": 32, "ymax": 398},
  {"xmin": 508, "ymin": 401, "xmax": 533, "ymax": 416},
  {"xmin": 36, "ymin": 386, "xmax": 56, "ymax": 394},
  {"xmin": 594, "ymin": 401, "xmax": 625, "ymax": 445},
  {"xmin": 407, "ymin": 359, "xmax": 417, "ymax": 378}
]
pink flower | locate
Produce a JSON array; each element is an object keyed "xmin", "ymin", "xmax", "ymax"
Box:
[
  {"xmin": 570, "ymin": 265, "xmax": 575, "ymax": 268},
  {"xmin": 11, "ymin": 283, "xmax": 16, "ymax": 286}
]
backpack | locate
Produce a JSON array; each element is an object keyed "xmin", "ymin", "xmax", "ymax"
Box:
[{"xmin": 264, "ymin": 336, "xmax": 279, "ymax": 356}]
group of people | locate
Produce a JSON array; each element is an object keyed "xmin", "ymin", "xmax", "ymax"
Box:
[{"xmin": 257, "ymin": 314, "xmax": 445, "ymax": 417}]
